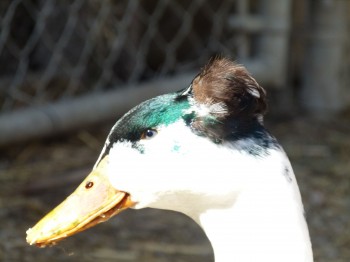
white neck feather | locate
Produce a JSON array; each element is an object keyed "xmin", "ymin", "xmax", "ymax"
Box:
[
  {"xmin": 176, "ymin": 148, "xmax": 313, "ymax": 262},
  {"xmin": 196, "ymin": 174, "xmax": 313, "ymax": 261}
]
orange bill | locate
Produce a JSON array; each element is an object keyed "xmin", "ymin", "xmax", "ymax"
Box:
[{"xmin": 26, "ymin": 156, "xmax": 134, "ymax": 247}]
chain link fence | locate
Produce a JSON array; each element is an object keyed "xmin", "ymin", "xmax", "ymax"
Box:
[{"xmin": 0, "ymin": 0, "xmax": 291, "ymax": 145}]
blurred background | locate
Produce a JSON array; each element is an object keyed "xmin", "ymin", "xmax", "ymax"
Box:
[{"xmin": 0, "ymin": 0, "xmax": 349, "ymax": 261}]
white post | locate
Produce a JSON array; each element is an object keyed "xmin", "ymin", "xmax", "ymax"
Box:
[{"xmin": 301, "ymin": 0, "xmax": 350, "ymax": 114}]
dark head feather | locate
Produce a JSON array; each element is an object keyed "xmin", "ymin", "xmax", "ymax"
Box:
[
  {"xmin": 190, "ymin": 58, "xmax": 268, "ymax": 141},
  {"xmin": 192, "ymin": 57, "xmax": 267, "ymax": 118}
]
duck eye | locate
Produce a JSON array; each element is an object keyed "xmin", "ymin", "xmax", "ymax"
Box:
[{"xmin": 142, "ymin": 129, "xmax": 157, "ymax": 140}]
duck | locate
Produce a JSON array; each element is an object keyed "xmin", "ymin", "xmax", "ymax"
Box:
[{"xmin": 26, "ymin": 57, "xmax": 313, "ymax": 262}]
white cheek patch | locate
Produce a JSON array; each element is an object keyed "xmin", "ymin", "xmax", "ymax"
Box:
[
  {"xmin": 105, "ymin": 121, "xmax": 241, "ymax": 209},
  {"xmin": 106, "ymin": 138, "xmax": 180, "ymax": 207},
  {"xmin": 107, "ymin": 141, "xmax": 143, "ymax": 189},
  {"xmin": 104, "ymin": 121, "xmax": 194, "ymax": 207}
]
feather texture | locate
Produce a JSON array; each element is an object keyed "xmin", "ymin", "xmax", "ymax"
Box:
[{"xmin": 189, "ymin": 58, "xmax": 267, "ymax": 142}]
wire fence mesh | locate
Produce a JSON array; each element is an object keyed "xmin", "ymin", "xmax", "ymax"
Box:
[
  {"xmin": 0, "ymin": 0, "xmax": 295, "ymax": 146},
  {"xmin": 0, "ymin": 0, "xmax": 263, "ymax": 112}
]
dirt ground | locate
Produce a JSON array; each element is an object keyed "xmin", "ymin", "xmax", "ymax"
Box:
[{"xmin": 1, "ymin": 112, "xmax": 349, "ymax": 262}]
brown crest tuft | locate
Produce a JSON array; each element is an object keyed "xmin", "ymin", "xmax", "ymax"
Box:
[
  {"xmin": 192, "ymin": 57, "xmax": 267, "ymax": 119},
  {"xmin": 190, "ymin": 58, "xmax": 267, "ymax": 141}
]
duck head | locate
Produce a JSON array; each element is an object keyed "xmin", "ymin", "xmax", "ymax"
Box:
[{"xmin": 26, "ymin": 58, "xmax": 269, "ymax": 247}]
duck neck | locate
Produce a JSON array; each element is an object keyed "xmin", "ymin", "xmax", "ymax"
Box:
[{"xmin": 194, "ymin": 187, "xmax": 313, "ymax": 262}]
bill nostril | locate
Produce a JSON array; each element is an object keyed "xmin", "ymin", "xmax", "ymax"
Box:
[{"xmin": 85, "ymin": 181, "xmax": 94, "ymax": 189}]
